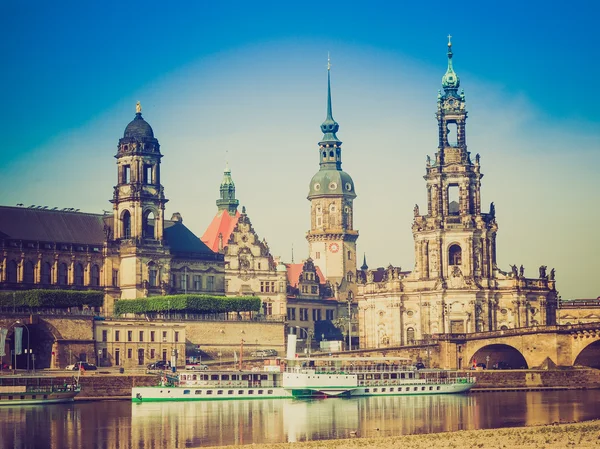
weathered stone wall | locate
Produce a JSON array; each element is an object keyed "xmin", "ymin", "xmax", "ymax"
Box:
[
  {"xmin": 185, "ymin": 320, "xmax": 286, "ymax": 360},
  {"xmin": 471, "ymin": 368, "xmax": 600, "ymax": 390}
]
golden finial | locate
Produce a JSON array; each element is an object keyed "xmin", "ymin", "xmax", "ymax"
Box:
[
  {"xmin": 136, "ymin": 101, "xmax": 142, "ymax": 114},
  {"xmin": 447, "ymin": 34, "xmax": 452, "ymax": 46}
]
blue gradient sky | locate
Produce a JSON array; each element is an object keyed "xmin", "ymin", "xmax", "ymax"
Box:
[{"xmin": 1, "ymin": 1, "xmax": 598, "ymax": 299}]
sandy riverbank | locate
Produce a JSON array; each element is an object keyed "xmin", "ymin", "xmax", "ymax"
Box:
[{"xmin": 205, "ymin": 420, "xmax": 600, "ymax": 448}]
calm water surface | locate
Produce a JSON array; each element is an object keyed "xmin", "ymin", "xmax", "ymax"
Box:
[{"xmin": 2, "ymin": 390, "xmax": 600, "ymax": 449}]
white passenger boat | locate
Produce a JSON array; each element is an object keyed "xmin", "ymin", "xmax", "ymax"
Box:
[
  {"xmin": 0, "ymin": 377, "xmax": 81, "ymax": 405},
  {"xmin": 131, "ymin": 357, "xmax": 475, "ymax": 402}
]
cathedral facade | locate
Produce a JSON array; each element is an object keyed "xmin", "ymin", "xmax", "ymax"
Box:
[{"xmin": 357, "ymin": 40, "xmax": 558, "ymax": 348}]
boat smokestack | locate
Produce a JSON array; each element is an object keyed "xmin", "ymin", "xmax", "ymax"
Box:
[{"xmin": 286, "ymin": 334, "xmax": 297, "ymax": 360}]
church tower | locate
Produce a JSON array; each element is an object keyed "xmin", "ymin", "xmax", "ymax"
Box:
[
  {"xmin": 110, "ymin": 102, "xmax": 170, "ymax": 299},
  {"xmin": 111, "ymin": 102, "xmax": 168, "ymax": 242},
  {"xmin": 306, "ymin": 59, "xmax": 358, "ymax": 299},
  {"xmin": 412, "ymin": 37, "xmax": 498, "ymax": 288}
]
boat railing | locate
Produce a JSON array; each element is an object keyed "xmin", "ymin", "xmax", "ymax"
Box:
[
  {"xmin": 357, "ymin": 376, "xmax": 475, "ymax": 386},
  {"xmin": 178, "ymin": 380, "xmax": 277, "ymax": 388}
]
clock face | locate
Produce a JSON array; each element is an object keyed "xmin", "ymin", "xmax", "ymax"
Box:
[{"xmin": 329, "ymin": 243, "xmax": 340, "ymax": 253}]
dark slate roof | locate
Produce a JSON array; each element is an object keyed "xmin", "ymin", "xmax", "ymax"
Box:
[
  {"xmin": 0, "ymin": 206, "xmax": 106, "ymax": 245},
  {"xmin": 164, "ymin": 220, "xmax": 216, "ymax": 256},
  {"xmin": 124, "ymin": 113, "xmax": 154, "ymax": 139}
]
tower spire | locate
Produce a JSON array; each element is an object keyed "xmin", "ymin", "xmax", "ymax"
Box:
[
  {"xmin": 216, "ymin": 163, "xmax": 239, "ymax": 215},
  {"xmin": 320, "ymin": 54, "xmax": 340, "ymax": 144},
  {"xmin": 441, "ymin": 34, "xmax": 460, "ymax": 95}
]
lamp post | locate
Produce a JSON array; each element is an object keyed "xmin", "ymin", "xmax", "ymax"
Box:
[
  {"xmin": 347, "ymin": 296, "xmax": 352, "ymax": 351},
  {"xmin": 296, "ymin": 327, "xmax": 313, "ymax": 357}
]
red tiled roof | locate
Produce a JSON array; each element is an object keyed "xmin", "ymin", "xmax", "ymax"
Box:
[
  {"xmin": 285, "ymin": 263, "xmax": 327, "ymax": 288},
  {"xmin": 201, "ymin": 210, "xmax": 240, "ymax": 252}
]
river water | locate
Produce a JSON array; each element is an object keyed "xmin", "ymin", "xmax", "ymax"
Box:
[{"xmin": 2, "ymin": 390, "xmax": 600, "ymax": 448}]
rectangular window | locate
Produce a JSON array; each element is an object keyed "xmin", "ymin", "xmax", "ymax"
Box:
[
  {"xmin": 287, "ymin": 308, "xmax": 296, "ymax": 320},
  {"xmin": 115, "ymin": 349, "xmax": 120, "ymax": 366},
  {"xmin": 299, "ymin": 308, "xmax": 308, "ymax": 321},
  {"xmin": 127, "ymin": 349, "xmax": 132, "ymax": 359},
  {"xmin": 193, "ymin": 275, "xmax": 202, "ymax": 290},
  {"xmin": 115, "ymin": 330, "xmax": 120, "ymax": 342},
  {"xmin": 150, "ymin": 349, "xmax": 155, "ymax": 359},
  {"xmin": 162, "ymin": 349, "xmax": 167, "ymax": 361},
  {"xmin": 312, "ymin": 309, "xmax": 322, "ymax": 321},
  {"xmin": 139, "ymin": 331, "xmax": 144, "ymax": 342},
  {"xmin": 127, "ymin": 331, "xmax": 132, "ymax": 342},
  {"xmin": 279, "ymin": 282, "xmax": 285, "ymax": 293},
  {"xmin": 207, "ymin": 276, "xmax": 214, "ymax": 291},
  {"xmin": 180, "ymin": 273, "xmax": 188, "ymax": 291},
  {"xmin": 112, "ymin": 269, "xmax": 119, "ymax": 287},
  {"xmin": 162, "ymin": 331, "xmax": 167, "ymax": 342},
  {"xmin": 123, "ymin": 165, "xmax": 131, "ymax": 184},
  {"xmin": 144, "ymin": 165, "xmax": 153, "ymax": 184},
  {"xmin": 326, "ymin": 309, "xmax": 334, "ymax": 320},
  {"xmin": 149, "ymin": 268, "xmax": 157, "ymax": 287},
  {"xmin": 102, "ymin": 330, "xmax": 108, "ymax": 342},
  {"xmin": 315, "ymin": 252, "xmax": 320, "ymax": 259},
  {"xmin": 150, "ymin": 331, "xmax": 155, "ymax": 342},
  {"xmin": 175, "ymin": 331, "xmax": 179, "ymax": 342}
]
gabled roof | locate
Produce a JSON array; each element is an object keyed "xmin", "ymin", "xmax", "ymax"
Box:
[
  {"xmin": 286, "ymin": 263, "xmax": 327, "ymax": 288},
  {"xmin": 201, "ymin": 210, "xmax": 240, "ymax": 252},
  {"xmin": 0, "ymin": 206, "xmax": 106, "ymax": 245},
  {"xmin": 164, "ymin": 220, "xmax": 216, "ymax": 256}
]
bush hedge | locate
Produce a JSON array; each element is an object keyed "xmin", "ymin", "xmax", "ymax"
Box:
[
  {"xmin": 0, "ymin": 289, "xmax": 104, "ymax": 308},
  {"xmin": 114, "ymin": 294, "xmax": 261, "ymax": 315}
]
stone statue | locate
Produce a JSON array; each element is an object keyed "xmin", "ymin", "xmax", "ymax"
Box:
[
  {"xmin": 426, "ymin": 155, "xmax": 431, "ymax": 166},
  {"xmin": 414, "ymin": 204, "xmax": 420, "ymax": 217},
  {"xmin": 519, "ymin": 265, "xmax": 524, "ymax": 277},
  {"xmin": 550, "ymin": 268, "xmax": 555, "ymax": 280},
  {"xmin": 367, "ymin": 270, "xmax": 374, "ymax": 283},
  {"xmin": 539, "ymin": 265, "xmax": 547, "ymax": 279},
  {"xmin": 136, "ymin": 101, "xmax": 142, "ymax": 114},
  {"xmin": 510, "ymin": 264, "xmax": 518, "ymax": 277},
  {"xmin": 475, "ymin": 153, "xmax": 480, "ymax": 164},
  {"xmin": 489, "ymin": 202, "xmax": 495, "ymax": 218}
]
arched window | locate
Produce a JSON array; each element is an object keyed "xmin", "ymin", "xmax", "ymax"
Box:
[
  {"xmin": 347, "ymin": 272, "xmax": 353, "ymax": 283},
  {"xmin": 58, "ymin": 263, "xmax": 68, "ymax": 285},
  {"xmin": 6, "ymin": 260, "xmax": 17, "ymax": 283},
  {"xmin": 143, "ymin": 210, "xmax": 155, "ymax": 239},
  {"xmin": 500, "ymin": 325, "xmax": 509, "ymax": 331},
  {"xmin": 23, "ymin": 261, "xmax": 35, "ymax": 283},
  {"xmin": 122, "ymin": 210, "xmax": 131, "ymax": 239},
  {"xmin": 148, "ymin": 263, "xmax": 158, "ymax": 287},
  {"xmin": 41, "ymin": 262, "xmax": 52, "ymax": 284},
  {"xmin": 449, "ymin": 244, "xmax": 462, "ymax": 265},
  {"xmin": 91, "ymin": 265, "xmax": 100, "ymax": 286},
  {"xmin": 74, "ymin": 263, "xmax": 84, "ymax": 286},
  {"xmin": 406, "ymin": 327, "xmax": 415, "ymax": 344}
]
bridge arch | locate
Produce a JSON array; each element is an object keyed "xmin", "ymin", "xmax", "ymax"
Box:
[
  {"xmin": 466, "ymin": 343, "xmax": 529, "ymax": 369},
  {"xmin": 573, "ymin": 340, "xmax": 600, "ymax": 368}
]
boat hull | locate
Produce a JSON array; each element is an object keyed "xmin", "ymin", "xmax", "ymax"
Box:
[{"xmin": 0, "ymin": 391, "xmax": 79, "ymax": 406}]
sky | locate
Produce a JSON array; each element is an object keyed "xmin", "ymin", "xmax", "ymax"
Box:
[{"xmin": 0, "ymin": 1, "xmax": 598, "ymax": 300}]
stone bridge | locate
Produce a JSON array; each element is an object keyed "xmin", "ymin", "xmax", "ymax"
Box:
[{"xmin": 341, "ymin": 323, "xmax": 600, "ymax": 370}]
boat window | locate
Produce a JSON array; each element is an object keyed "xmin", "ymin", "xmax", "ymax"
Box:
[
  {"xmin": 44, "ymin": 395, "xmax": 48, "ymax": 399},
  {"xmin": 390, "ymin": 388, "xmax": 394, "ymax": 392},
  {"xmin": 268, "ymin": 390, "xmax": 273, "ymax": 394},
  {"xmin": 409, "ymin": 373, "xmax": 413, "ymax": 379},
  {"xmin": 242, "ymin": 375, "xmax": 249, "ymax": 380},
  {"xmin": 382, "ymin": 388, "xmax": 386, "ymax": 392},
  {"xmin": 258, "ymin": 390, "xmax": 264, "ymax": 394},
  {"xmin": 201, "ymin": 375, "xmax": 209, "ymax": 381},
  {"xmin": 217, "ymin": 390, "xmax": 223, "ymax": 395},
  {"xmin": 32, "ymin": 395, "xmax": 36, "ymax": 399},
  {"xmin": 429, "ymin": 386, "xmax": 433, "ymax": 391},
  {"xmin": 232, "ymin": 375, "xmax": 239, "ymax": 380},
  {"xmin": 195, "ymin": 390, "xmax": 202, "ymax": 395},
  {"xmin": 437, "ymin": 386, "xmax": 441, "ymax": 390},
  {"xmin": 373, "ymin": 388, "xmax": 378, "ymax": 392},
  {"xmin": 238, "ymin": 390, "xmax": 244, "ymax": 394},
  {"xmin": 414, "ymin": 387, "xmax": 418, "ymax": 391},
  {"xmin": 222, "ymin": 375, "xmax": 230, "ymax": 380},
  {"xmin": 406, "ymin": 387, "xmax": 410, "ymax": 391},
  {"xmin": 357, "ymin": 375, "xmax": 364, "ymax": 380},
  {"xmin": 365, "ymin": 389, "xmax": 370, "ymax": 393},
  {"xmin": 20, "ymin": 396, "xmax": 25, "ymax": 400},
  {"xmin": 383, "ymin": 374, "xmax": 389, "ymax": 379},
  {"xmin": 211, "ymin": 375, "xmax": 219, "ymax": 381},
  {"xmin": 183, "ymin": 390, "xmax": 190, "ymax": 395},
  {"xmin": 422, "ymin": 387, "xmax": 426, "ymax": 391},
  {"xmin": 391, "ymin": 373, "xmax": 397, "ymax": 379},
  {"xmin": 248, "ymin": 390, "xmax": 254, "ymax": 395},
  {"xmin": 401, "ymin": 373, "xmax": 405, "ymax": 379},
  {"xmin": 206, "ymin": 390, "xmax": 213, "ymax": 395},
  {"xmin": 228, "ymin": 390, "xmax": 234, "ymax": 394},
  {"xmin": 8, "ymin": 396, "xmax": 13, "ymax": 400},
  {"xmin": 261, "ymin": 375, "xmax": 268, "ymax": 380}
]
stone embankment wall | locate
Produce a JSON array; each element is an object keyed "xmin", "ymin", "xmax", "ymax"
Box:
[{"xmin": 471, "ymin": 368, "xmax": 600, "ymax": 390}]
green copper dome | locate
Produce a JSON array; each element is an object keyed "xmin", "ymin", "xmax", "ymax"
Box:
[
  {"xmin": 308, "ymin": 169, "xmax": 356, "ymax": 199},
  {"xmin": 441, "ymin": 37, "xmax": 460, "ymax": 91}
]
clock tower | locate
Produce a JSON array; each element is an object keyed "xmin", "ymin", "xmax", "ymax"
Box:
[{"xmin": 306, "ymin": 59, "xmax": 358, "ymax": 300}]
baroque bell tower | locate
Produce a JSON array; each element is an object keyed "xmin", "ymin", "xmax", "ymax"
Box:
[
  {"xmin": 306, "ymin": 58, "xmax": 358, "ymax": 298},
  {"xmin": 412, "ymin": 37, "xmax": 498, "ymax": 287}
]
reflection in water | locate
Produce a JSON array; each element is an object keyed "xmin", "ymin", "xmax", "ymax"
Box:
[{"xmin": 2, "ymin": 391, "xmax": 600, "ymax": 448}]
